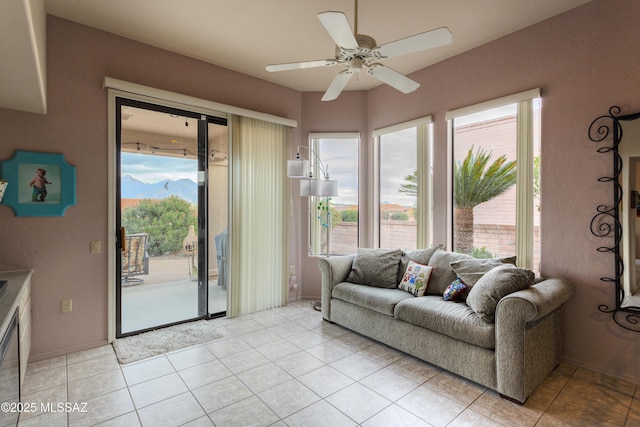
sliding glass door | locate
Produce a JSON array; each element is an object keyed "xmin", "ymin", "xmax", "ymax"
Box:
[
  {"xmin": 115, "ymin": 98, "xmax": 227, "ymax": 337},
  {"xmin": 207, "ymin": 120, "xmax": 229, "ymax": 315}
]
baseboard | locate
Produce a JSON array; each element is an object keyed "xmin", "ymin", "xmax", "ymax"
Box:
[
  {"xmin": 28, "ymin": 339, "xmax": 109, "ymax": 363},
  {"xmin": 561, "ymin": 355, "xmax": 639, "ymax": 385}
]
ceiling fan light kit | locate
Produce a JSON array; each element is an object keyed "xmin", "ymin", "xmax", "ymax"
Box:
[{"xmin": 265, "ymin": 1, "xmax": 452, "ymax": 101}]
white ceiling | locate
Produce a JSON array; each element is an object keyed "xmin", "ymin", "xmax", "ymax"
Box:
[
  {"xmin": 44, "ymin": 0, "xmax": 592, "ymax": 93},
  {"xmin": 1, "ymin": 0, "xmax": 593, "ymax": 113}
]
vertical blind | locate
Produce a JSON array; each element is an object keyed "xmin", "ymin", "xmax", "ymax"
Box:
[{"xmin": 229, "ymin": 116, "xmax": 289, "ymax": 316}]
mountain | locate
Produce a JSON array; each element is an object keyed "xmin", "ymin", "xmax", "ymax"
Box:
[{"xmin": 121, "ymin": 175, "xmax": 197, "ymax": 204}]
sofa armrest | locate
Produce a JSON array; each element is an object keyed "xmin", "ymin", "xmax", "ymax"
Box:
[
  {"xmin": 494, "ymin": 278, "xmax": 574, "ymax": 402},
  {"xmin": 498, "ymin": 278, "xmax": 574, "ymax": 323},
  {"xmin": 318, "ymin": 255, "xmax": 355, "ymax": 321}
]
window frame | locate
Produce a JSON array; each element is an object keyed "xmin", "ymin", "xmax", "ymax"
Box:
[
  {"xmin": 308, "ymin": 132, "xmax": 360, "ymax": 256},
  {"xmin": 446, "ymin": 89, "xmax": 540, "ymax": 270},
  {"xmin": 373, "ymin": 116, "xmax": 433, "ymax": 250}
]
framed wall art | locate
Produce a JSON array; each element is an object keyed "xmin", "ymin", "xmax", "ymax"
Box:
[{"xmin": 0, "ymin": 150, "xmax": 76, "ymax": 217}]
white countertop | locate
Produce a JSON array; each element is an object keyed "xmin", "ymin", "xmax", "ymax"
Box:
[{"xmin": 0, "ymin": 270, "xmax": 32, "ymax": 338}]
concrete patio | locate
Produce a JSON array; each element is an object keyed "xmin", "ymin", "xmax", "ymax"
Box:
[{"xmin": 121, "ymin": 256, "xmax": 227, "ymax": 334}]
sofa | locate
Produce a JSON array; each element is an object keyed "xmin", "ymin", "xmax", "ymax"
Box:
[{"xmin": 318, "ymin": 247, "xmax": 574, "ymax": 403}]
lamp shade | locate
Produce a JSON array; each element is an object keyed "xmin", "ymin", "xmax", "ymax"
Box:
[
  {"xmin": 300, "ymin": 179, "xmax": 311, "ymax": 196},
  {"xmin": 313, "ymin": 179, "xmax": 338, "ymax": 197},
  {"xmin": 287, "ymin": 158, "xmax": 309, "ymax": 178},
  {"xmin": 300, "ymin": 179, "xmax": 338, "ymax": 197}
]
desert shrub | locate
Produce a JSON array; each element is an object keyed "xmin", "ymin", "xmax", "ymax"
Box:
[
  {"xmin": 122, "ymin": 196, "xmax": 197, "ymax": 256},
  {"xmin": 341, "ymin": 209, "xmax": 358, "ymax": 222},
  {"xmin": 391, "ymin": 212, "xmax": 409, "ymax": 221}
]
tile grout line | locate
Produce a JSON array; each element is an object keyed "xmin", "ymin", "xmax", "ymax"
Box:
[{"xmin": 19, "ymin": 301, "xmax": 640, "ymax": 427}]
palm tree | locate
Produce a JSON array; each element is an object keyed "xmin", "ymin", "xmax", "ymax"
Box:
[
  {"xmin": 398, "ymin": 171, "xmax": 417, "ymax": 197},
  {"xmin": 454, "ymin": 146, "xmax": 516, "ymax": 254},
  {"xmin": 397, "ymin": 147, "xmax": 515, "ymax": 254}
]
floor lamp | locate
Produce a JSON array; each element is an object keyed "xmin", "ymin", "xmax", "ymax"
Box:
[
  {"xmin": 287, "ymin": 145, "xmax": 339, "ymax": 258},
  {"xmin": 288, "ymin": 146, "xmax": 338, "ymax": 311}
]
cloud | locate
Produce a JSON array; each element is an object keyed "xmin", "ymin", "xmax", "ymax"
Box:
[
  {"xmin": 121, "ymin": 152, "xmax": 197, "ymax": 183},
  {"xmin": 379, "ymin": 129, "xmax": 419, "ymax": 206},
  {"xmin": 314, "ymin": 131, "xmax": 420, "ymax": 206}
]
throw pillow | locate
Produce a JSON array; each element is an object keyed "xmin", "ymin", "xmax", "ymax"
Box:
[
  {"xmin": 449, "ymin": 256, "xmax": 517, "ymax": 295},
  {"xmin": 397, "ymin": 246, "xmax": 441, "ymax": 284},
  {"xmin": 425, "ymin": 249, "xmax": 475, "ymax": 296},
  {"xmin": 347, "ymin": 248, "xmax": 403, "ymax": 288},
  {"xmin": 466, "ymin": 264, "xmax": 534, "ymax": 323},
  {"xmin": 398, "ymin": 261, "xmax": 434, "ymax": 297},
  {"xmin": 443, "ymin": 278, "xmax": 467, "ymax": 301}
]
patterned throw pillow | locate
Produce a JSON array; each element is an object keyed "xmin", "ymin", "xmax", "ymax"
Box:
[
  {"xmin": 443, "ymin": 278, "xmax": 467, "ymax": 301},
  {"xmin": 398, "ymin": 261, "xmax": 433, "ymax": 297}
]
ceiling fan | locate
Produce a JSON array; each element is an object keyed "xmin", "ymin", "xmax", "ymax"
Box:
[{"xmin": 265, "ymin": 0, "xmax": 452, "ymax": 101}]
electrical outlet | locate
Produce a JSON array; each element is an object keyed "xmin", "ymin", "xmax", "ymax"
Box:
[
  {"xmin": 61, "ymin": 299, "xmax": 72, "ymax": 313},
  {"xmin": 90, "ymin": 240, "xmax": 101, "ymax": 254},
  {"xmin": 289, "ymin": 265, "xmax": 296, "ymax": 275}
]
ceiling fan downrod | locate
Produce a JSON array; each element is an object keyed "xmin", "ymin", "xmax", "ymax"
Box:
[{"xmin": 354, "ymin": 0, "xmax": 358, "ymax": 36}]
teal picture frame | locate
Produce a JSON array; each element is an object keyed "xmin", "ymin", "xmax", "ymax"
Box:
[{"xmin": 0, "ymin": 150, "xmax": 76, "ymax": 217}]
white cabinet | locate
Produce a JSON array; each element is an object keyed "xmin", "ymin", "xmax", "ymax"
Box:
[
  {"xmin": 16, "ymin": 274, "xmax": 31, "ymax": 384},
  {"xmin": 0, "ymin": 270, "xmax": 33, "ymax": 385}
]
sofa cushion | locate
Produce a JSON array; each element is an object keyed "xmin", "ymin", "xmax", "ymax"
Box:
[
  {"xmin": 398, "ymin": 246, "xmax": 441, "ymax": 283},
  {"xmin": 398, "ymin": 261, "xmax": 434, "ymax": 297},
  {"xmin": 466, "ymin": 264, "xmax": 534, "ymax": 322},
  {"xmin": 394, "ymin": 296, "xmax": 496, "ymax": 349},
  {"xmin": 449, "ymin": 256, "xmax": 517, "ymax": 297},
  {"xmin": 347, "ymin": 248, "xmax": 402, "ymax": 288},
  {"xmin": 426, "ymin": 249, "xmax": 475, "ymax": 296},
  {"xmin": 332, "ymin": 282, "xmax": 413, "ymax": 316}
]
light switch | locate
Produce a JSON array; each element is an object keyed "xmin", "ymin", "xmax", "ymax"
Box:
[
  {"xmin": 90, "ymin": 240, "xmax": 101, "ymax": 254},
  {"xmin": 61, "ymin": 299, "xmax": 72, "ymax": 313}
]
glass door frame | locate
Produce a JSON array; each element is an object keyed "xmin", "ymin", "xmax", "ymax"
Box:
[{"xmin": 115, "ymin": 97, "xmax": 226, "ymax": 338}]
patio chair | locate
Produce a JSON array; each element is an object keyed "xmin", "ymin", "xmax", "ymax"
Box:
[
  {"xmin": 214, "ymin": 228, "xmax": 228, "ymax": 288},
  {"xmin": 122, "ymin": 233, "xmax": 149, "ymax": 286}
]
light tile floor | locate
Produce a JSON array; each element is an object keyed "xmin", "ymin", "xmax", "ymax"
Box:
[{"xmin": 17, "ymin": 301, "xmax": 640, "ymax": 427}]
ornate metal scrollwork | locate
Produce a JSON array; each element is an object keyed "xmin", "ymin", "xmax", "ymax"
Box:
[{"xmin": 589, "ymin": 106, "xmax": 640, "ymax": 331}]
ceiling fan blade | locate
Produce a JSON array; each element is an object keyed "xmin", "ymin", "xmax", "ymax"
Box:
[
  {"xmin": 318, "ymin": 11, "xmax": 359, "ymax": 50},
  {"xmin": 376, "ymin": 27, "xmax": 453, "ymax": 58},
  {"xmin": 265, "ymin": 59, "xmax": 337, "ymax": 72},
  {"xmin": 367, "ymin": 64, "xmax": 420, "ymax": 94},
  {"xmin": 322, "ymin": 70, "xmax": 353, "ymax": 101}
]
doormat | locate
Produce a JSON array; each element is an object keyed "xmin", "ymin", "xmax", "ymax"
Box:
[{"xmin": 112, "ymin": 319, "xmax": 224, "ymax": 364}]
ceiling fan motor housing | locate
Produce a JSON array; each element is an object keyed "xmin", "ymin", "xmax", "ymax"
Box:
[{"xmin": 335, "ymin": 34, "xmax": 377, "ymax": 67}]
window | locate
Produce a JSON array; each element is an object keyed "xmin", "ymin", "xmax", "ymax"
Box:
[
  {"xmin": 374, "ymin": 117, "xmax": 433, "ymax": 250},
  {"xmin": 308, "ymin": 133, "xmax": 359, "ymax": 255},
  {"xmin": 447, "ymin": 90, "xmax": 540, "ymax": 273}
]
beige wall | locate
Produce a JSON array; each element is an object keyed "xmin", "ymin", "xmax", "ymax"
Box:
[
  {"xmin": 0, "ymin": 15, "xmax": 301, "ymax": 360},
  {"xmin": 300, "ymin": 0, "xmax": 640, "ymax": 383},
  {"xmin": 297, "ymin": 90, "xmax": 369, "ymax": 297}
]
